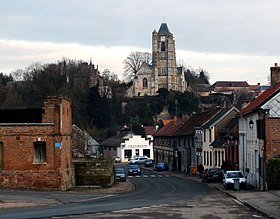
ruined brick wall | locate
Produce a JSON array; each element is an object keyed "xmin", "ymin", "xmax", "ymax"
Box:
[{"xmin": 0, "ymin": 96, "xmax": 73, "ymax": 190}]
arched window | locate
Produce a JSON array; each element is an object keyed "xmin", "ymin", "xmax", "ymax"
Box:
[
  {"xmin": 161, "ymin": 42, "xmax": 166, "ymax": 51},
  {"xmin": 143, "ymin": 78, "xmax": 148, "ymax": 88}
]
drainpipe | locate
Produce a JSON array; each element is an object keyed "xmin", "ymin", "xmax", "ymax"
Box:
[{"xmin": 263, "ymin": 110, "xmax": 267, "ymax": 191}]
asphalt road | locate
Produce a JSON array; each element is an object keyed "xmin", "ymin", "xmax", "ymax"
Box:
[{"xmin": 0, "ymin": 164, "xmax": 266, "ymax": 219}]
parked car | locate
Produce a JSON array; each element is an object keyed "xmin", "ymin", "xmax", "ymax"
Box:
[
  {"xmin": 128, "ymin": 164, "xmax": 141, "ymax": 175},
  {"xmin": 129, "ymin": 156, "xmax": 148, "ymax": 164},
  {"xmin": 115, "ymin": 167, "xmax": 126, "ymax": 182},
  {"xmin": 144, "ymin": 159, "xmax": 154, "ymax": 167},
  {"xmin": 223, "ymin": 170, "xmax": 247, "ymax": 190},
  {"xmin": 154, "ymin": 162, "xmax": 169, "ymax": 171},
  {"xmin": 113, "ymin": 156, "xmax": 121, "ymax": 163},
  {"xmin": 202, "ymin": 168, "xmax": 224, "ymax": 183}
]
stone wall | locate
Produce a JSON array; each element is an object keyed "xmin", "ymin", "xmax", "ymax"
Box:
[{"xmin": 74, "ymin": 159, "xmax": 114, "ymax": 187}]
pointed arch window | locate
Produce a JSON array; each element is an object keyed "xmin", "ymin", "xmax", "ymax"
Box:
[
  {"xmin": 143, "ymin": 78, "xmax": 148, "ymax": 88},
  {"xmin": 161, "ymin": 42, "xmax": 166, "ymax": 51}
]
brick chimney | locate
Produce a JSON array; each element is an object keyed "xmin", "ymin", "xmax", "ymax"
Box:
[{"xmin": 270, "ymin": 63, "xmax": 280, "ymax": 86}]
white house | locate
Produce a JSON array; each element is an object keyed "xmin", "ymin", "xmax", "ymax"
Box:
[{"xmin": 100, "ymin": 129, "xmax": 153, "ymax": 162}]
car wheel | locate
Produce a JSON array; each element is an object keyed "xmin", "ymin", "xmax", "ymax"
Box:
[{"xmin": 225, "ymin": 184, "xmax": 229, "ymax": 190}]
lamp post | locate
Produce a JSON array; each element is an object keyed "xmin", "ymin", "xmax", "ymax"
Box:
[{"xmin": 249, "ymin": 119, "xmax": 254, "ymax": 129}]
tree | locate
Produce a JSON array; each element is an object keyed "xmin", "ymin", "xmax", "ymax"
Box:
[{"xmin": 123, "ymin": 51, "xmax": 152, "ymax": 82}]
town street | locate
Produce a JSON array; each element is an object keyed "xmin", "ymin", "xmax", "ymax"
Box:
[{"xmin": 0, "ymin": 165, "xmax": 266, "ymax": 219}]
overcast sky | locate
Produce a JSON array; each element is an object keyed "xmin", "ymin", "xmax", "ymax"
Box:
[{"xmin": 1, "ymin": 0, "xmax": 280, "ymax": 85}]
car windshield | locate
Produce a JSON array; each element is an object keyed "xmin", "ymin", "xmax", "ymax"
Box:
[
  {"xmin": 227, "ymin": 172, "xmax": 243, "ymax": 178},
  {"xmin": 116, "ymin": 168, "xmax": 124, "ymax": 174},
  {"xmin": 130, "ymin": 165, "xmax": 139, "ymax": 169}
]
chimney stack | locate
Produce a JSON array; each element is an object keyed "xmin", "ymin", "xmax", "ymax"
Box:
[{"xmin": 270, "ymin": 63, "xmax": 280, "ymax": 86}]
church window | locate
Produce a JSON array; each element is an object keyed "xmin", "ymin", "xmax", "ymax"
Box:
[
  {"xmin": 160, "ymin": 68, "xmax": 167, "ymax": 76},
  {"xmin": 161, "ymin": 42, "xmax": 166, "ymax": 51},
  {"xmin": 143, "ymin": 78, "xmax": 148, "ymax": 88}
]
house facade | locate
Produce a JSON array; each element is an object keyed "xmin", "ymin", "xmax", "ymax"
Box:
[
  {"xmin": 72, "ymin": 124, "xmax": 100, "ymax": 159},
  {"xmin": 100, "ymin": 129, "xmax": 153, "ymax": 162},
  {"xmin": 0, "ymin": 96, "xmax": 73, "ymax": 190},
  {"xmin": 201, "ymin": 107, "xmax": 239, "ymax": 170},
  {"xmin": 237, "ymin": 82, "xmax": 280, "ymax": 190}
]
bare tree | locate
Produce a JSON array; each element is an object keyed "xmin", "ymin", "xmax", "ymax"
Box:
[{"xmin": 123, "ymin": 51, "xmax": 152, "ymax": 82}]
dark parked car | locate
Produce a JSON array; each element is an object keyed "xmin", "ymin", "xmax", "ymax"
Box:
[
  {"xmin": 144, "ymin": 159, "xmax": 154, "ymax": 167},
  {"xmin": 154, "ymin": 162, "xmax": 169, "ymax": 171},
  {"xmin": 128, "ymin": 164, "xmax": 141, "ymax": 175},
  {"xmin": 202, "ymin": 168, "xmax": 224, "ymax": 183},
  {"xmin": 115, "ymin": 167, "xmax": 126, "ymax": 182}
]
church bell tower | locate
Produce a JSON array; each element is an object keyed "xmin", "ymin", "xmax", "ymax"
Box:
[{"xmin": 152, "ymin": 23, "xmax": 178, "ymax": 92}]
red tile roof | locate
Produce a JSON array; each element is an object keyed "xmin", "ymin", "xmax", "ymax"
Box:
[
  {"xmin": 237, "ymin": 82, "xmax": 280, "ymax": 116},
  {"xmin": 154, "ymin": 109, "xmax": 220, "ymax": 137},
  {"xmin": 154, "ymin": 117, "xmax": 187, "ymax": 137},
  {"xmin": 175, "ymin": 109, "xmax": 220, "ymax": 136},
  {"xmin": 144, "ymin": 126, "xmax": 157, "ymax": 135}
]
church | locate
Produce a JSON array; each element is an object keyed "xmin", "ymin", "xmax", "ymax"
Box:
[{"xmin": 126, "ymin": 23, "xmax": 187, "ymax": 97}]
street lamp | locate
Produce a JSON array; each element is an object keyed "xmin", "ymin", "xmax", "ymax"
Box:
[{"xmin": 249, "ymin": 119, "xmax": 254, "ymax": 129}]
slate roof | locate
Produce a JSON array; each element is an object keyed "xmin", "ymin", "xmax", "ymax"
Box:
[
  {"xmin": 202, "ymin": 107, "xmax": 238, "ymax": 129},
  {"xmin": 158, "ymin": 23, "xmax": 170, "ymax": 33},
  {"xmin": 100, "ymin": 130, "xmax": 135, "ymax": 147},
  {"xmin": 189, "ymin": 84, "xmax": 211, "ymax": 92},
  {"xmin": 237, "ymin": 82, "xmax": 280, "ymax": 116},
  {"xmin": 210, "ymin": 117, "xmax": 239, "ymax": 148}
]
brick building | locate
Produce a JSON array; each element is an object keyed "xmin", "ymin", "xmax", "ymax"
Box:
[{"xmin": 0, "ymin": 96, "xmax": 73, "ymax": 190}]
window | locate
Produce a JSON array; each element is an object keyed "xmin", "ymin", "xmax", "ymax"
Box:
[
  {"xmin": 143, "ymin": 78, "xmax": 148, "ymax": 88},
  {"xmin": 143, "ymin": 149, "xmax": 150, "ymax": 158},
  {"xmin": 161, "ymin": 42, "xmax": 166, "ymax": 51},
  {"xmin": 136, "ymin": 149, "xmax": 139, "ymax": 156},
  {"xmin": 124, "ymin": 149, "xmax": 132, "ymax": 158},
  {"xmin": 34, "ymin": 141, "xmax": 46, "ymax": 163},
  {"xmin": 209, "ymin": 129, "xmax": 212, "ymax": 142},
  {"xmin": 203, "ymin": 130, "xmax": 206, "ymax": 142}
]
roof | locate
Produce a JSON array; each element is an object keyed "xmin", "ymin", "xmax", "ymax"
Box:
[
  {"xmin": 202, "ymin": 107, "xmax": 238, "ymax": 128},
  {"xmin": 154, "ymin": 110, "xmax": 220, "ymax": 137},
  {"xmin": 189, "ymin": 84, "xmax": 211, "ymax": 92},
  {"xmin": 136, "ymin": 62, "xmax": 153, "ymax": 75},
  {"xmin": 158, "ymin": 23, "xmax": 170, "ymax": 33},
  {"xmin": 100, "ymin": 130, "xmax": 135, "ymax": 147},
  {"xmin": 175, "ymin": 110, "xmax": 220, "ymax": 136},
  {"xmin": 144, "ymin": 126, "xmax": 158, "ymax": 135},
  {"xmin": 211, "ymin": 81, "xmax": 249, "ymax": 88},
  {"xmin": 154, "ymin": 117, "xmax": 187, "ymax": 137},
  {"xmin": 210, "ymin": 117, "xmax": 239, "ymax": 148},
  {"xmin": 237, "ymin": 82, "xmax": 280, "ymax": 116}
]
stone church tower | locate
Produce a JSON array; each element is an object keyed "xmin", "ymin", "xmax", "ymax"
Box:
[{"xmin": 127, "ymin": 23, "xmax": 186, "ymax": 97}]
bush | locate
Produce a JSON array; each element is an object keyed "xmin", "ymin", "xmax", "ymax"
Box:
[{"xmin": 267, "ymin": 158, "xmax": 280, "ymax": 190}]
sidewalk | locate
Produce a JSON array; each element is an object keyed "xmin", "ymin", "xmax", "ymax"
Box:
[{"xmin": 172, "ymin": 172, "xmax": 280, "ymax": 219}]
